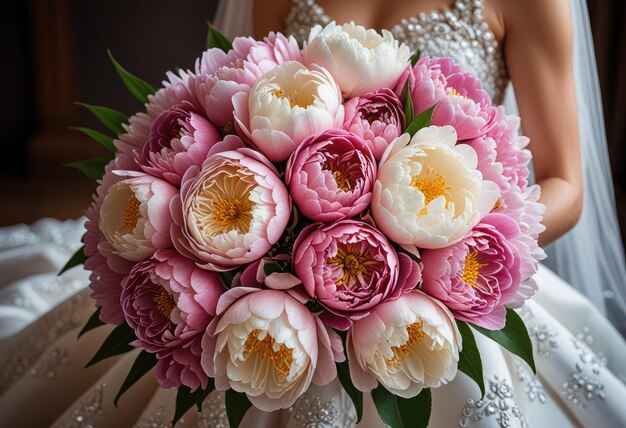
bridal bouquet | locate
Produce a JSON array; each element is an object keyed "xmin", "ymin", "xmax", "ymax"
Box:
[{"xmin": 65, "ymin": 22, "xmax": 544, "ymax": 427}]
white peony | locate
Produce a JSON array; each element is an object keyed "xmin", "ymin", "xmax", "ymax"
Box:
[
  {"xmin": 99, "ymin": 174, "xmax": 177, "ymax": 261},
  {"xmin": 233, "ymin": 61, "xmax": 343, "ymax": 162},
  {"xmin": 372, "ymin": 125, "xmax": 500, "ymax": 249},
  {"xmin": 304, "ymin": 21, "xmax": 411, "ymax": 98},
  {"xmin": 347, "ymin": 291, "xmax": 461, "ymax": 398}
]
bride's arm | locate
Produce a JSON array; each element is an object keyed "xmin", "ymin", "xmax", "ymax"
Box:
[
  {"xmin": 499, "ymin": 0, "xmax": 583, "ymax": 246},
  {"xmin": 253, "ymin": 0, "xmax": 290, "ymax": 37}
]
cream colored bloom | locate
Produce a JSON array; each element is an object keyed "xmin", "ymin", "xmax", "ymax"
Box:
[
  {"xmin": 304, "ymin": 22, "xmax": 411, "ymax": 98},
  {"xmin": 201, "ymin": 289, "xmax": 336, "ymax": 411},
  {"xmin": 233, "ymin": 61, "xmax": 343, "ymax": 162},
  {"xmin": 100, "ymin": 174, "xmax": 177, "ymax": 261},
  {"xmin": 347, "ymin": 291, "xmax": 461, "ymax": 398},
  {"xmin": 372, "ymin": 125, "xmax": 500, "ymax": 249}
]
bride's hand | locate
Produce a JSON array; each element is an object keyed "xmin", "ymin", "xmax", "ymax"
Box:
[{"xmin": 500, "ymin": 0, "xmax": 583, "ymax": 246}]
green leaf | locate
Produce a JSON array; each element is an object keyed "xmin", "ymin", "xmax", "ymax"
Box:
[
  {"xmin": 337, "ymin": 361, "xmax": 363, "ymax": 422},
  {"xmin": 403, "ymin": 79, "xmax": 414, "ymax": 125},
  {"xmin": 456, "ymin": 320, "xmax": 485, "ymax": 397},
  {"xmin": 263, "ymin": 261, "xmax": 282, "ymax": 276},
  {"xmin": 77, "ymin": 308, "xmax": 105, "ymax": 339},
  {"xmin": 409, "ymin": 50, "xmax": 421, "ymax": 66},
  {"xmin": 108, "ymin": 50, "xmax": 156, "ymax": 104},
  {"xmin": 173, "ymin": 382, "xmax": 216, "ymax": 426},
  {"xmin": 220, "ymin": 270, "xmax": 236, "ymax": 288},
  {"xmin": 64, "ymin": 155, "xmax": 113, "ymax": 181},
  {"xmin": 85, "ymin": 323, "xmax": 135, "ymax": 368},
  {"xmin": 69, "ymin": 126, "xmax": 116, "ymax": 152},
  {"xmin": 114, "ymin": 350, "xmax": 158, "ymax": 406},
  {"xmin": 75, "ymin": 102, "xmax": 128, "ymax": 135},
  {"xmin": 58, "ymin": 245, "xmax": 86, "ymax": 275},
  {"xmin": 405, "ymin": 105, "xmax": 436, "ymax": 137},
  {"xmin": 206, "ymin": 21, "xmax": 233, "ymax": 52},
  {"xmin": 472, "ymin": 308, "xmax": 536, "ymax": 374},
  {"xmin": 225, "ymin": 389, "xmax": 252, "ymax": 428},
  {"xmin": 372, "ymin": 385, "xmax": 432, "ymax": 428}
]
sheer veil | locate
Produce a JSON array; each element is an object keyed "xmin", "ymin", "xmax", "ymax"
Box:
[
  {"xmin": 529, "ymin": 0, "xmax": 626, "ymax": 336},
  {"xmin": 214, "ymin": 0, "xmax": 626, "ymax": 335}
]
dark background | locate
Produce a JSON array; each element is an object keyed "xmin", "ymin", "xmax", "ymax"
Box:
[{"xmin": 1, "ymin": 0, "xmax": 625, "ymax": 249}]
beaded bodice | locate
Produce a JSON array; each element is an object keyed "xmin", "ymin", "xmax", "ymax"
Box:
[{"xmin": 285, "ymin": 0, "xmax": 508, "ymax": 104}]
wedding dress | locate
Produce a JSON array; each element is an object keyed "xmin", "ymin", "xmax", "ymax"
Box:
[{"xmin": 1, "ymin": 0, "xmax": 626, "ymax": 427}]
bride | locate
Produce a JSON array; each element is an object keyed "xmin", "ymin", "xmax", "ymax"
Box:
[{"xmin": 1, "ymin": 0, "xmax": 626, "ymax": 426}]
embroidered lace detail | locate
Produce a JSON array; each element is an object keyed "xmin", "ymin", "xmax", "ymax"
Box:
[
  {"xmin": 134, "ymin": 404, "xmax": 177, "ymax": 428},
  {"xmin": 460, "ymin": 376, "xmax": 528, "ymax": 428},
  {"xmin": 515, "ymin": 360, "xmax": 547, "ymax": 404},
  {"xmin": 0, "ymin": 218, "xmax": 85, "ymax": 254},
  {"xmin": 0, "ymin": 289, "xmax": 92, "ymax": 394},
  {"xmin": 289, "ymin": 394, "xmax": 341, "ymax": 427},
  {"xmin": 29, "ymin": 345, "xmax": 71, "ymax": 378},
  {"xmin": 58, "ymin": 383, "xmax": 106, "ymax": 428},
  {"xmin": 284, "ymin": 0, "xmax": 508, "ymax": 103},
  {"xmin": 562, "ymin": 336, "xmax": 607, "ymax": 408},
  {"xmin": 0, "ymin": 275, "xmax": 86, "ymax": 312},
  {"xmin": 519, "ymin": 307, "xmax": 559, "ymax": 358},
  {"xmin": 197, "ymin": 390, "xmax": 228, "ymax": 428}
]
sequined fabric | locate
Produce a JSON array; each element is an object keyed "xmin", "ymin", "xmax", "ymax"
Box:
[{"xmin": 284, "ymin": 0, "xmax": 508, "ymax": 104}]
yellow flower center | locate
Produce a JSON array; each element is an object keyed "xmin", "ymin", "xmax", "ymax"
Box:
[
  {"xmin": 493, "ymin": 199, "xmax": 501, "ymax": 210},
  {"xmin": 153, "ymin": 286, "xmax": 176, "ymax": 319},
  {"xmin": 328, "ymin": 244, "xmax": 373, "ymax": 287},
  {"xmin": 332, "ymin": 169, "xmax": 352, "ymax": 192},
  {"xmin": 271, "ymin": 88, "xmax": 309, "ymax": 108},
  {"xmin": 119, "ymin": 194, "xmax": 141, "ymax": 233},
  {"xmin": 449, "ymin": 88, "xmax": 461, "ymax": 96},
  {"xmin": 411, "ymin": 168, "xmax": 450, "ymax": 214},
  {"xmin": 244, "ymin": 329, "xmax": 293, "ymax": 377},
  {"xmin": 191, "ymin": 168, "xmax": 257, "ymax": 238},
  {"xmin": 212, "ymin": 197, "xmax": 253, "ymax": 232},
  {"xmin": 387, "ymin": 321, "xmax": 428, "ymax": 367},
  {"xmin": 462, "ymin": 251, "xmax": 486, "ymax": 288}
]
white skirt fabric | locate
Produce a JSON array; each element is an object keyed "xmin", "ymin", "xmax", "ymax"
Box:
[{"xmin": 0, "ymin": 218, "xmax": 625, "ymax": 427}]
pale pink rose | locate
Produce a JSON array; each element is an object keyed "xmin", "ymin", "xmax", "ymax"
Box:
[
  {"xmin": 194, "ymin": 34, "xmax": 303, "ymax": 128},
  {"xmin": 292, "ymin": 220, "xmax": 421, "ymax": 329},
  {"xmin": 233, "ymin": 61, "xmax": 344, "ymax": 162},
  {"xmin": 121, "ymin": 249, "xmax": 224, "ymax": 390},
  {"xmin": 420, "ymin": 214, "xmax": 523, "ymax": 330},
  {"xmin": 397, "ymin": 57, "xmax": 495, "ymax": 140},
  {"xmin": 100, "ymin": 173, "xmax": 177, "ymax": 261},
  {"xmin": 343, "ymin": 88, "xmax": 406, "ymax": 160},
  {"xmin": 171, "ymin": 149, "xmax": 290, "ymax": 271},
  {"xmin": 136, "ymin": 102, "xmax": 222, "ymax": 187},
  {"xmin": 285, "ymin": 129, "xmax": 376, "ymax": 222},
  {"xmin": 347, "ymin": 291, "xmax": 461, "ymax": 398},
  {"xmin": 201, "ymin": 288, "xmax": 337, "ymax": 411}
]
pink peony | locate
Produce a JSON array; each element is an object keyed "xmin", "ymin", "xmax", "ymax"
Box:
[
  {"xmin": 420, "ymin": 213, "xmax": 523, "ymax": 330},
  {"xmin": 136, "ymin": 102, "xmax": 222, "ymax": 187},
  {"xmin": 147, "ymin": 68, "xmax": 200, "ymax": 119},
  {"xmin": 398, "ymin": 56, "xmax": 496, "ymax": 140},
  {"xmin": 99, "ymin": 173, "xmax": 178, "ymax": 262},
  {"xmin": 201, "ymin": 288, "xmax": 337, "ymax": 411},
  {"xmin": 121, "ymin": 249, "xmax": 224, "ymax": 390},
  {"xmin": 485, "ymin": 106, "xmax": 532, "ymax": 191},
  {"xmin": 84, "ymin": 157, "xmax": 139, "ymax": 325},
  {"xmin": 292, "ymin": 220, "xmax": 421, "ymax": 329},
  {"xmin": 285, "ymin": 129, "xmax": 376, "ymax": 222},
  {"xmin": 194, "ymin": 33, "xmax": 303, "ymax": 128},
  {"xmin": 171, "ymin": 148, "xmax": 291, "ymax": 271},
  {"xmin": 343, "ymin": 88, "xmax": 405, "ymax": 160}
]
